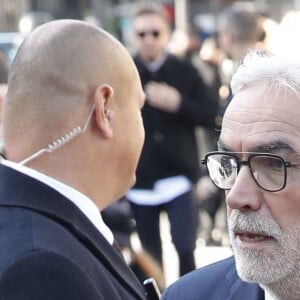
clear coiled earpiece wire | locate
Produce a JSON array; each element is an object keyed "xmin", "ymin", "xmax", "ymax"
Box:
[{"xmin": 19, "ymin": 104, "xmax": 95, "ymax": 166}]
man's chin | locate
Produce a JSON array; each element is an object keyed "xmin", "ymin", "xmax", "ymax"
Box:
[
  {"xmin": 130, "ymin": 174, "xmax": 136, "ymax": 188},
  {"xmin": 141, "ymin": 53, "xmax": 157, "ymax": 63},
  {"xmin": 122, "ymin": 174, "xmax": 136, "ymax": 196}
]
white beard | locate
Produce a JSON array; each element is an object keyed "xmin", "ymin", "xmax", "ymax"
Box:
[{"xmin": 228, "ymin": 210, "xmax": 300, "ymax": 299}]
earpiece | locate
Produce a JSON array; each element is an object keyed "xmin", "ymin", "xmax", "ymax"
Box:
[{"xmin": 105, "ymin": 109, "xmax": 112, "ymax": 119}]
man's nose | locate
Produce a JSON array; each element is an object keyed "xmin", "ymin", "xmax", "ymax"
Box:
[{"xmin": 225, "ymin": 166, "xmax": 263, "ymax": 211}]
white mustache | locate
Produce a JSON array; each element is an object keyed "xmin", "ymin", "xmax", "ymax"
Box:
[{"xmin": 228, "ymin": 210, "xmax": 282, "ymax": 240}]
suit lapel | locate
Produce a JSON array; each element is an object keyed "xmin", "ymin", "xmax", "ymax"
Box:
[
  {"xmin": 225, "ymin": 259, "xmax": 265, "ymax": 300},
  {"xmin": 0, "ymin": 165, "xmax": 145, "ymax": 299}
]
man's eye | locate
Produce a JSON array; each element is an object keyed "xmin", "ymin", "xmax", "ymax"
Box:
[{"xmin": 259, "ymin": 157, "xmax": 284, "ymax": 171}]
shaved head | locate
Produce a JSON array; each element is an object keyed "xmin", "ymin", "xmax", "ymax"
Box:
[
  {"xmin": 2, "ymin": 20, "xmax": 145, "ymax": 207},
  {"xmin": 4, "ymin": 20, "xmax": 137, "ymax": 147}
]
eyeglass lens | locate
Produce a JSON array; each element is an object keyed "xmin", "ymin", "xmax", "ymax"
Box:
[
  {"xmin": 206, "ymin": 154, "xmax": 286, "ymax": 192},
  {"xmin": 137, "ymin": 30, "xmax": 160, "ymax": 39}
]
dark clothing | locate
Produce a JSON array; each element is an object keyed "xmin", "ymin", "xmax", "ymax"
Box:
[
  {"xmin": 0, "ymin": 165, "xmax": 146, "ymax": 300},
  {"xmin": 102, "ymin": 198, "xmax": 135, "ymax": 248},
  {"xmin": 131, "ymin": 53, "xmax": 216, "ymax": 277},
  {"xmin": 161, "ymin": 256, "xmax": 265, "ymax": 300},
  {"xmin": 134, "ymin": 54, "xmax": 217, "ymax": 189},
  {"xmin": 130, "ymin": 190, "xmax": 197, "ymax": 275}
]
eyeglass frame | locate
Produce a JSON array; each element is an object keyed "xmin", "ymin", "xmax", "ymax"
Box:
[{"xmin": 201, "ymin": 151, "xmax": 300, "ymax": 192}]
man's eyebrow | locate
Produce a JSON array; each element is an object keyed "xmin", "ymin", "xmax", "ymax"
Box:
[
  {"xmin": 217, "ymin": 139, "xmax": 295, "ymax": 153},
  {"xmin": 252, "ymin": 141, "xmax": 294, "ymax": 153}
]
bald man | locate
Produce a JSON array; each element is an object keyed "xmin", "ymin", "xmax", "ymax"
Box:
[{"xmin": 0, "ymin": 20, "xmax": 147, "ymax": 299}]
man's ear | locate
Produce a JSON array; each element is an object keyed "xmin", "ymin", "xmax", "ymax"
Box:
[{"xmin": 94, "ymin": 84, "xmax": 114, "ymax": 139}]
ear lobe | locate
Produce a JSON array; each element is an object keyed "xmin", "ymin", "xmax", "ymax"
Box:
[{"xmin": 94, "ymin": 85, "xmax": 114, "ymax": 139}]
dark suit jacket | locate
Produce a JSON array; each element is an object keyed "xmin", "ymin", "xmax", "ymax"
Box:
[
  {"xmin": 133, "ymin": 54, "xmax": 217, "ymax": 188},
  {"xmin": 0, "ymin": 164, "xmax": 146, "ymax": 300},
  {"xmin": 161, "ymin": 256, "xmax": 265, "ymax": 300}
]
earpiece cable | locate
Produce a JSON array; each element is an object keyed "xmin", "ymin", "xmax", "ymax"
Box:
[{"xmin": 19, "ymin": 105, "xmax": 95, "ymax": 165}]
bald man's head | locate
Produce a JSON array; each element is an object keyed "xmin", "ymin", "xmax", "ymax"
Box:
[
  {"xmin": 2, "ymin": 20, "xmax": 145, "ymax": 207},
  {"xmin": 3, "ymin": 19, "xmax": 139, "ymax": 157}
]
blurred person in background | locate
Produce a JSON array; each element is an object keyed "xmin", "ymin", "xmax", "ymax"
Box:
[
  {"xmin": 195, "ymin": 34, "xmax": 226, "ymax": 245},
  {"xmin": 126, "ymin": 2, "xmax": 217, "ymax": 279},
  {"xmin": 0, "ymin": 19, "xmax": 148, "ymax": 299},
  {"xmin": 169, "ymin": 26, "xmax": 225, "ymax": 245},
  {"xmin": 0, "ymin": 50, "xmax": 9, "ymax": 152},
  {"xmin": 0, "ymin": 50, "xmax": 8, "ymax": 84},
  {"xmin": 194, "ymin": 3, "xmax": 264, "ymax": 246},
  {"xmin": 216, "ymin": 2, "xmax": 263, "ymax": 128}
]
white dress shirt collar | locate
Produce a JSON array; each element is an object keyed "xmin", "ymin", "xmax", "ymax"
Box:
[
  {"xmin": 1, "ymin": 159, "xmax": 114, "ymax": 245},
  {"xmin": 261, "ymin": 286, "xmax": 275, "ymax": 300},
  {"xmin": 144, "ymin": 51, "xmax": 168, "ymax": 72}
]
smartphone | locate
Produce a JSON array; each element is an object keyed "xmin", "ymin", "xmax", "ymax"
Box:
[{"xmin": 143, "ymin": 277, "xmax": 161, "ymax": 300}]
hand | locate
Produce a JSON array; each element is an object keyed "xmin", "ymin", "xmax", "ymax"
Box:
[{"xmin": 145, "ymin": 82, "xmax": 181, "ymax": 113}]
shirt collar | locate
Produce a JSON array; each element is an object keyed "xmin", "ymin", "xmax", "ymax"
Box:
[
  {"xmin": 144, "ymin": 51, "xmax": 168, "ymax": 72},
  {"xmin": 261, "ymin": 286, "xmax": 275, "ymax": 300},
  {"xmin": 1, "ymin": 159, "xmax": 114, "ymax": 245}
]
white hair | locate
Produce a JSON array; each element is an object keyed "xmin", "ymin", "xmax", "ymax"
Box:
[{"xmin": 231, "ymin": 50, "xmax": 300, "ymax": 98}]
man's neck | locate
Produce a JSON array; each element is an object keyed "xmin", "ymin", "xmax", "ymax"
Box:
[
  {"xmin": 141, "ymin": 51, "xmax": 168, "ymax": 72},
  {"xmin": 261, "ymin": 269, "xmax": 300, "ymax": 300}
]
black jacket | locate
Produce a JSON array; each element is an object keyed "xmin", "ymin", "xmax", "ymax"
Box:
[
  {"xmin": 0, "ymin": 165, "xmax": 146, "ymax": 300},
  {"xmin": 161, "ymin": 256, "xmax": 265, "ymax": 300},
  {"xmin": 134, "ymin": 54, "xmax": 217, "ymax": 188}
]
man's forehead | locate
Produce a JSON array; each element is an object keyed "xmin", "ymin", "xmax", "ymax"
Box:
[
  {"xmin": 225, "ymin": 84, "xmax": 300, "ymax": 122},
  {"xmin": 134, "ymin": 13, "xmax": 168, "ymax": 28},
  {"xmin": 220, "ymin": 85, "xmax": 300, "ymax": 152}
]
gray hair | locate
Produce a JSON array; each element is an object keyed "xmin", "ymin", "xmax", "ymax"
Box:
[{"xmin": 231, "ymin": 50, "xmax": 300, "ymax": 98}]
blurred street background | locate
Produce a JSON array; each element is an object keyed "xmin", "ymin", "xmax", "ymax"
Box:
[
  {"xmin": 160, "ymin": 207, "xmax": 232, "ymax": 286},
  {"xmin": 0, "ymin": 0, "xmax": 300, "ymax": 34},
  {"xmin": 1, "ymin": 0, "xmax": 300, "ymax": 55}
]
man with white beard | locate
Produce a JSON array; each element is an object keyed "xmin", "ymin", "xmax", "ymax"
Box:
[{"xmin": 161, "ymin": 50, "xmax": 300, "ymax": 300}]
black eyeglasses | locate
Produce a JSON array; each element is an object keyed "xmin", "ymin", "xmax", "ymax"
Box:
[
  {"xmin": 136, "ymin": 30, "xmax": 161, "ymax": 39},
  {"xmin": 201, "ymin": 151, "xmax": 300, "ymax": 192}
]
